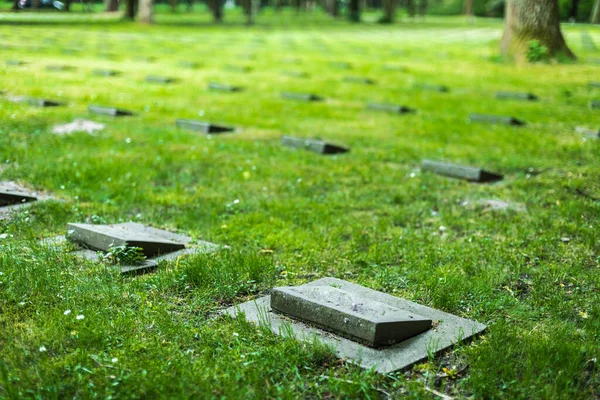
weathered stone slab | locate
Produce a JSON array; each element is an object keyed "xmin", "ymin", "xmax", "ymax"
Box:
[
  {"xmin": 134, "ymin": 56, "xmax": 156, "ymax": 62},
  {"xmin": 588, "ymin": 82, "xmax": 600, "ymax": 88},
  {"xmin": 416, "ymin": 83, "xmax": 449, "ymax": 93},
  {"xmin": 281, "ymin": 92, "xmax": 323, "ymax": 102},
  {"xmin": 175, "ymin": 119, "xmax": 235, "ymax": 134},
  {"xmin": 422, "ymin": 159, "xmax": 503, "ymax": 183},
  {"xmin": 226, "ymin": 277, "xmax": 486, "ymax": 374},
  {"xmin": 591, "ymin": 101, "xmax": 600, "ymax": 109},
  {"xmin": 330, "ymin": 62, "xmax": 351, "ymax": 69},
  {"xmin": 208, "ymin": 82, "xmax": 242, "ymax": 92},
  {"xmin": 9, "ymin": 96, "xmax": 65, "ymax": 107},
  {"xmin": 92, "ymin": 69, "xmax": 120, "ymax": 77},
  {"xmin": 496, "ymin": 91, "xmax": 538, "ymax": 101},
  {"xmin": 271, "ymin": 285, "xmax": 432, "ymax": 348},
  {"xmin": 0, "ymin": 181, "xmax": 50, "ymax": 219},
  {"xmin": 66, "ymin": 223, "xmax": 185, "ymax": 257},
  {"xmin": 281, "ymin": 71, "xmax": 309, "ymax": 78},
  {"xmin": 46, "ymin": 64, "xmax": 75, "ymax": 72},
  {"xmin": 382, "ymin": 64, "xmax": 406, "ymax": 72},
  {"xmin": 281, "ymin": 136, "xmax": 349, "ymax": 155},
  {"xmin": 343, "ymin": 76, "xmax": 375, "ymax": 85},
  {"xmin": 88, "ymin": 105, "xmax": 134, "ymax": 117},
  {"xmin": 6, "ymin": 60, "xmax": 26, "ymax": 66},
  {"xmin": 145, "ymin": 75, "xmax": 177, "ymax": 84},
  {"xmin": 575, "ymin": 126, "xmax": 600, "ymax": 138},
  {"xmin": 224, "ymin": 65, "xmax": 251, "ymax": 73},
  {"xmin": 178, "ymin": 61, "xmax": 199, "ymax": 69},
  {"xmin": 366, "ymin": 102, "xmax": 415, "ymax": 114},
  {"xmin": 468, "ymin": 114, "xmax": 525, "ymax": 126}
]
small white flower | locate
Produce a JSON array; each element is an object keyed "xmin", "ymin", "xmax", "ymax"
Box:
[
  {"xmin": 233, "ymin": 332, "xmax": 239, "ymax": 337},
  {"xmin": 111, "ymin": 358, "xmax": 118, "ymax": 363},
  {"xmin": 0, "ymin": 233, "xmax": 7, "ymax": 239},
  {"xmin": 233, "ymin": 199, "xmax": 240, "ymax": 205},
  {"xmin": 125, "ymin": 138, "xmax": 131, "ymax": 143},
  {"xmin": 76, "ymin": 314, "xmax": 84, "ymax": 320},
  {"xmin": 18, "ymin": 301, "xmax": 25, "ymax": 306},
  {"xmin": 39, "ymin": 346, "xmax": 47, "ymax": 352},
  {"xmin": 439, "ymin": 226, "xmax": 447, "ymax": 232},
  {"xmin": 64, "ymin": 310, "xmax": 71, "ymax": 316},
  {"xmin": 0, "ymin": 271, "xmax": 4, "ymax": 276}
]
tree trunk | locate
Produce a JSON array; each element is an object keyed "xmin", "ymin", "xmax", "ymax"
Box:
[
  {"xmin": 125, "ymin": 0, "xmax": 137, "ymax": 19},
  {"xmin": 348, "ymin": 0, "xmax": 359, "ymax": 21},
  {"xmin": 207, "ymin": 0, "xmax": 223, "ymax": 21},
  {"xmin": 418, "ymin": 0, "xmax": 427, "ymax": 16},
  {"xmin": 500, "ymin": 0, "xmax": 575, "ymax": 61},
  {"xmin": 592, "ymin": 0, "xmax": 600, "ymax": 23},
  {"xmin": 138, "ymin": 0, "xmax": 153, "ymax": 23},
  {"xmin": 463, "ymin": 0, "xmax": 473, "ymax": 15},
  {"xmin": 379, "ymin": 0, "xmax": 396, "ymax": 23},
  {"xmin": 64, "ymin": 0, "xmax": 71, "ymax": 10},
  {"xmin": 11, "ymin": 0, "xmax": 19, "ymax": 11},
  {"xmin": 242, "ymin": 0, "xmax": 253, "ymax": 23},
  {"xmin": 407, "ymin": 0, "xmax": 415, "ymax": 17},
  {"xmin": 169, "ymin": 0, "xmax": 177, "ymax": 12},
  {"xmin": 186, "ymin": 0, "xmax": 192, "ymax": 12},
  {"xmin": 568, "ymin": 0, "xmax": 579, "ymax": 21},
  {"xmin": 105, "ymin": 0, "xmax": 119, "ymax": 11}
]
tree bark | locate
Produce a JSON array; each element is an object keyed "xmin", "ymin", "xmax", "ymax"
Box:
[
  {"xmin": 242, "ymin": 0, "xmax": 253, "ymax": 23},
  {"xmin": 207, "ymin": 0, "xmax": 223, "ymax": 21},
  {"xmin": 407, "ymin": 0, "xmax": 415, "ymax": 17},
  {"xmin": 463, "ymin": 0, "xmax": 473, "ymax": 16},
  {"xmin": 64, "ymin": 0, "xmax": 71, "ymax": 10},
  {"xmin": 348, "ymin": 0, "xmax": 359, "ymax": 21},
  {"xmin": 500, "ymin": 0, "xmax": 575, "ymax": 61},
  {"xmin": 592, "ymin": 0, "xmax": 600, "ymax": 23},
  {"xmin": 568, "ymin": 0, "xmax": 579, "ymax": 20},
  {"xmin": 418, "ymin": 0, "xmax": 427, "ymax": 16},
  {"xmin": 11, "ymin": 0, "xmax": 19, "ymax": 11},
  {"xmin": 169, "ymin": 0, "xmax": 177, "ymax": 12},
  {"xmin": 32, "ymin": 0, "xmax": 40, "ymax": 10},
  {"xmin": 125, "ymin": 0, "xmax": 137, "ymax": 19},
  {"xmin": 105, "ymin": 0, "xmax": 119, "ymax": 12},
  {"xmin": 379, "ymin": 0, "xmax": 396, "ymax": 22},
  {"xmin": 138, "ymin": 0, "xmax": 153, "ymax": 23}
]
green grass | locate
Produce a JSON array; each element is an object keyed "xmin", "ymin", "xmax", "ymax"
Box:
[{"xmin": 1, "ymin": 9, "xmax": 600, "ymax": 398}]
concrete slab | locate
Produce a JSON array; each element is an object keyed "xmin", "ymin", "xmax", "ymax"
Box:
[
  {"xmin": 226, "ymin": 278, "xmax": 486, "ymax": 374},
  {"xmin": 281, "ymin": 136, "xmax": 349, "ymax": 155},
  {"xmin": 0, "ymin": 181, "xmax": 52, "ymax": 219},
  {"xmin": 175, "ymin": 119, "xmax": 235, "ymax": 134},
  {"xmin": 422, "ymin": 160, "xmax": 503, "ymax": 183},
  {"xmin": 468, "ymin": 114, "xmax": 525, "ymax": 126}
]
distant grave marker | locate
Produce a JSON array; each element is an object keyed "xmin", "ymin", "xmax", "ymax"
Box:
[
  {"xmin": 227, "ymin": 277, "xmax": 486, "ymax": 374},
  {"xmin": 5, "ymin": 60, "xmax": 26, "ymax": 66},
  {"xmin": 134, "ymin": 56, "xmax": 156, "ymax": 62},
  {"xmin": 382, "ymin": 64, "xmax": 406, "ymax": 72},
  {"xmin": 281, "ymin": 92, "xmax": 323, "ymax": 102},
  {"xmin": 589, "ymin": 82, "xmax": 600, "ymax": 88},
  {"xmin": 88, "ymin": 105, "xmax": 134, "ymax": 117},
  {"xmin": 281, "ymin": 136, "xmax": 348, "ymax": 155},
  {"xmin": 178, "ymin": 61, "xmax": 199, "ymax": 69},
  {"xmin": 9, "ymin": 96, "xmax": 64, "ymax": 107},
  {"xmin": 175, "ymin": 119, "xmax": 235, "ymax": 134},
  {"xmin": 330, "ymin": 62, "xmax": 352, "ymax": 69},
  {"xmin": 343, "ymin": 76, "xmax": 375, "ymax": 85},
  {"xmin": 366, "ymin": 102, "xmax": 415, "ymax": 114},
  {"xmin": 468, "ymin": 114, "xmax": 525, "ymax": 126},
  {"xmin": 208, "ymin": 82, "xmax": 242, "ymax": 92},
  {"xmin": 575, "ymin": 126, "xmax": 600, "ymax": 138},
  {"xmin": 422, "ymin": 159, "xmax": 503, "ymax": 183},
  {"xmin": 0, "ymin": 181, "xmax": 51, "ymax": 219},
  {"xmin": 224, "ymin": 65, "xmax": 251, "ymax": 73},
  {"xmin": 281, "ymin": 71, "xmax": 309, "ymax": 78},
  {"xmin": 416, "ymin": 83, "xmax": 449, "ymax": 93},
  {"xmin": 92, "ymin": 69, "xmax": 120, "ymax": 77},
  {"xmin": 145, "ymin": 76, "xmax": 177, "ymax": 84},
  {"xmin": 496, "ymin": 91, "xmax": 538, "ymax": 101},
  {"xmin": 46, "ymin": 64, "xmax": 76, "ymax": 72}
]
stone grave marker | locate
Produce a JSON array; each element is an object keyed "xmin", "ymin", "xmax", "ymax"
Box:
[
  {"xmin": 281, "ymin": 92, "xmax": 323, "ymax": 102},
  {"xmin": 496, "ymin": 91, "xmax": 538, "ymax": 101},
  {"xmin": 330, "ymin": 62, "xmax": 352, "ymax": 69},
  {"xmin": 56, "ymin": 222, "xmax": 224, "ymax": 274},
  {"xmin": 281, "ymin": 136, "xmax": 349, "ymax": 155},
  {"xmin": 591, "ymin": 101, "xmax": 600, "ymax": 110},
  {"xmin": 416, "ymin": 83, "xmax": 449, "ymax": 93},
  {"xmin": 208, "ymin": 82, "xmax": 242, "ymax": 92},
  {"xmin": 10, "ymin": 96, "xmax": 65, "ymax": 107},
  {"xmin": 226, "ymin": 277, "xmax": 486, "ymax": 374},
  {"xmin": 575, "ymin": 126, "xmax": 600, "ymax": 138},
  {"xmin": 343, "ymin": 76, "xmax": 376, "ymax": 85},
  {"xmin": 178, "ymin": 61, "xmax": 199, "ymax": 69},
  {"xmin": 588, "ymin": 82, "xmax": 600, "ymax": 88},
  {"xmin": 88, "ymin": 105, "xmax": 134, "ymax": 117},
  {"xmin": 175, "ymin": 119, "xmax": 235, "ymax": 134},
  {"xmin": 224, "ymin": 65, "xmax": 251, "ymax": 73},
  {"xmin": 134, "ymin": 56, "xmax": 156, "ymax": 62},
  {"xmin": 281, "ymin": 71, "xmax": 309, "ymax": 78},
  {"xmin": 0, "ymin": 181, "xmax": 40, "ymax": 218},
  {"xmin": 6, "ymin": 60, "xmax": 26, "ymax": 66},
  {"xmin": 468, "ymin": 114, "xmax": 525, "ymax": 126},
  {"xmin": 46, "ymin": 64, "xmax": 76, "ymax": 72},
  {"xmin": 366, "ymin": 102, "xmax": 415, "ymax": 114},
  {"xmin": 145, "ymin": 76, "xmax": 177, "ymax": 84},
  {"xmin": 422, "ymin": 159, "xmax": 503, "ymax": 183},
  {"xmin": 92, "ymin": 69, "xmax": 120, "ymax": 77},
  {"xmin": 382, "ymin": 64, "xmax": 406, "ymax": 72},
  {"xmin": 52, "ymin": 119, "xmax": 105, "ymax": 136}
]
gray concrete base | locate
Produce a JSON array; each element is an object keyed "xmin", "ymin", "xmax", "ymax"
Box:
[
  {"xmin": 225, "ymin": 278, "xmax": 486, "ymax": 374},
  {"xmin": 0, "ymin": 181, "xmax": 53, "ymax": 220}
]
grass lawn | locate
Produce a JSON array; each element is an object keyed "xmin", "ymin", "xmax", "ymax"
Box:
[{"xmin": 0, "ymin": 8, "xmax": 599, "ymax": 398}]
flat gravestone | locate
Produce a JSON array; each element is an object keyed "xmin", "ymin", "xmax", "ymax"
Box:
[
  {"xmin": 330, "ymin": 62, "xmax": 351, "ymax": 69},
  {"xmin": 367, "ymin": 102, "xmax": 414, "ymax": 114},
  {"xmin": 145, "ymin": 76, "xmax": 177, "ymax": 84},
  {"xmin": 0, "ymin": 181, "xmax": 39, "ymax": 218},
  {"xmin": 281, "ymin": 136, "xmax": 348, "ymax": 155},
  {"xmin": 58, "ymin": 222, "xmax": 223, "ymax": 274},
  {"xmin": 422, "ymin": 159, "xmax": 503, "ymax": 183},
  {"xmin": 226, "ymin": 278, "xmax": 486, "ymax": 374},
  {"xmin": 281, "ymin": 92, "xmax": 323, "ymax": 102},
  {"xmin": 9, "ymin": 96, "xmax": 64, "ymax": 107},
  {"xmin": 382, "ymin": 64, "xmax": 406, "ymax": 72},
  {"xmin": 176, "ymin": 119, "xmax": 235, "ymax": 134},
  {"xmin": 208, "ymin": 82, "xmax": 242, "ymax": 92},
  {"xmin": 281, "ymin": 71, "xmax": 309, "ymax": 78},
  {"xmin": 92, "ymin": 69, "xmax": 120, "ymax": 77},
  {"xmin": 575, "ymin": 126, "xmax": 600, "ymax": 138},
  {"xmin": 588, "ymin": 82, "xmax": 600, "ymax": 88},
  {"xmin": 134, "ymin": 56, "xmax": 156, "ymax": 62},
  {"xmin": 88, "ymin": 105, "xmax": 134, "ymax": 117},
  {"xmin": 468, "ymin": 114, "xmax": 525, "ymax": 126},
  {"xmin": 178, "ymin": 61, "xmax": 199, "ymax": 69},
  {"xmin": 496, "ymin": 91, "xmax": 538, "ymax": 101},
  {"xmin": 271, "ymin": 285, "xmax": 432, "ymax": 348},
  {"xmin": 343, "ymin": 76, "xmax": 375, "ymax": 85},
  {"xmin": 6, "ymin": 60, "xmax": 26, "ymax": 66},
  {"xmin": 224, "ymin": 65, "xmax": 251, "ymax": 73},
  {"xmin": 416, "ymin": 83, "xmax": 449, "ymax": 93},
  {"xmin": 46, "ymin": 65, "xmax": 75, "ymax": 72},
  {"xmin": 591, "ymin": 101, "xmax": 600, "ymax": 110}
]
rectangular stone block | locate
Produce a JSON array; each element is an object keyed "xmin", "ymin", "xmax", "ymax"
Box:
[
  {"xmin": 88, "ymin": 105, "xmax": 134, "ymax": 117},
  {"xmin": 28, "ymin": 98, "xmax": 64, "ymax": 107},
  {"xmin": 46, "ymin": 65, "xmax": 75, "ymax": 72},
  {"xmin": 281, "ymin": 92, "xmax": 323, "ymax": 102},
  {"xmin": 145, "ymin": 76, "xmax": 177, "ymax": 84},
  {"xmin": 496, "ymin": 91, "xmax": 538, "ymax": 101},
  {"xmin": 178, "ymin": 61, "xmax": 199, "ymax": 69},
  {"xmin": 224, "ymin": 65, "xmax": 251, "ymax": 73},
  {"xmin": 6, "ymin": 60, "xmax": 26, "ymax": 66},
  {"xmin": 591, "ymin": 101, "xmax": 600, "ymax": 109},
  {"xmin": 175, "ymin": 119, "xmax": 234, "ymax": 134},
  {"xmin": 330, "ymin": 62, "xmax": 351, "ymax": 69},
  {"xmin": 343, "ymin": 76, "xmax": 375, "ymax": 85},
  {"xmin": 66, "ymin": 223, "xmax": 185, "ymax": 257},
  {"xmin": 575, "ymin": 126, "xmax": 600, "ymax": 138},
  {"xmin": 92, "ymin": 69, "xmax": 120, "ymax": 77},
  {"xmin": 281, "ymin": 136, "xmax": 349, "ymax": 155},
  {"xmin": 588, "ymin": 82, "xmax": 600, "ymax": 88},
  {"xmin": 208, "ymin": 82, "xmax": 242, "ymax": 92},
  {"xmin": 416, "ymin": 84, "xmax": 449, "ymax": 93},
  {"xmin": 271, "ymin": 286, "xmax": 432, "ymax": 348},
  {"xmin": 422, "ymin": 159, "xmax": 503, "ymax": 183},
  {"xmin": 281, "ymin": 71, "xmax": 309, "ymax": 78},
  {"xmin": 0, "ymin": 186, "xmax": 37, "ymax": 207},
  {"xmin": 468, "ymin": 114, "xmax": 525, "ymax": 126},
  {"xmin": 366, "ymin": 102, "xmax": 414, "ymax": 114}
]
